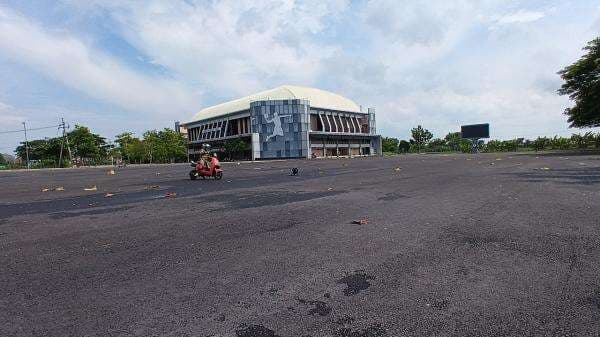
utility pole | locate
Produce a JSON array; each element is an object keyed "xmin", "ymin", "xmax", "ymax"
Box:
[
  {"xmin": 58, "ymin": 118, "xmax": 73, "ymax": 167},
  {"xmin": 64, "ymin": 119, "xmax": 73, "ymax": 166},
  {"xmin": 59, "ymin": 119, "xmax": 65, "ymax": 168},
  {"xmin": 22, "ymin": 122, "xmax": 30, "ymax": 169}
]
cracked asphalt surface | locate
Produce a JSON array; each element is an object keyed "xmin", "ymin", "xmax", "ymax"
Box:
[{"xmin": 1, "ymin": 152, "xmax": 600, "ymax": 337}]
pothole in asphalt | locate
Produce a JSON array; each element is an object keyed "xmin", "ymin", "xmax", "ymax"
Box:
[
  {"xmin": 236, "ymin": 324, "xmax": 281, "ymax": 337},
  {"xmin": 377, "ymin": 193, "xmax": 408, "ymax": 201},
  {"xmin": 296, "ymin": 298, "xmax": 332, "ymax": 316},
  {"xmin": 334, "ymin": 323, "xmax": 387, "ymax": 337},
  {"xmin": 460, "ymin": 235, "xmax": 502, "ymax": 247},
  {"xmin": 335, "ymin": 315, "xmax": 356, "ymax": 325},
  {"xmin": 49, "ymin": 205, "xmax": 133, "ymax": 219},
  {"xmin": 581, "ymin": 292, "xmax": 600, "ymax": 310},
  {"xmin": 427, "ymin": 298, "xmax": 449, "ymax": 310},
  {"xmin": 337, "ymin": 270, "xmax": 374, "ymax": 296},
  {"xmin": 444, "ymin": 228, "xmax": 504, "ymax": 248}
]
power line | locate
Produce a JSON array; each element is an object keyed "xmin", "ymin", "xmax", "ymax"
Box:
[{"xmin": 0, "ymin": 124, "xmax": 60, "ymax": 134}]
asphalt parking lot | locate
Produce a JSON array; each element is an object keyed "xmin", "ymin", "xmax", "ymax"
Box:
[{"xmin": 1, "ymin": 152, "xmax": 600, "ymax": 337}]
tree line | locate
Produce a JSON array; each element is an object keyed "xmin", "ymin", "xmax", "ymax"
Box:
[
  {"xmin": 382, "ymin": 126, "xmax": 600, "ymax": 155},
  {"xmin": 11, "ymin": 125, "xmax": 187, "ymax": 168}
]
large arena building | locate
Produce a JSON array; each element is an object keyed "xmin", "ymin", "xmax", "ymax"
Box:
[{"xmin": 180, "ymin": 85, "xmax": 381, "ymax": 160}]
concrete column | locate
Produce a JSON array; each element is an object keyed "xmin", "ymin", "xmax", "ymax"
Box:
[
  {"xmin": 318, "ymin": 113, "xmax": 325, "ymax": 132},
  {"xmin": 368, "ymin": 108, "xmax": 376, "ymax": 135},
  {"xmin": 324, "ymin": 113, "xmax": 331, "ymax": 132},
  {"xmin": 348, "ymin": 139, "xmax": 351, "ymax": 157},
  {"xmin": 251, "ymin": 133, "xmax": 260, "ymax": 161},
  {"xmin": 222, "ymin": 119, "xmax": 229, "ymax": 138},
  {"xmin": 304, "ymin": 104, "xmax": 310, "ymax": 159},
  {"xmin": 332, "ymin": 113, "xmax": 339, "ymax": 132}
]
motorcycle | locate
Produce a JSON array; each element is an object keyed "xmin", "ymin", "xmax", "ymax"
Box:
[{"xmin": 189, "ymin": 156, "xmax": 223, "ymax": 180}]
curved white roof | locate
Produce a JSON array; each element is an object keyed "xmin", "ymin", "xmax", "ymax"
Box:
[{"xmin": 189, "ymin": 85, "xmax": 361, "ymax": 122}]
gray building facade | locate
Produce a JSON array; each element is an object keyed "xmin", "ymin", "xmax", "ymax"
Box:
[
  {"xmin": 250, "ymin": 99, "xmax": 310, "ymax": 159},
  {"xmin": 181, "ymin": 85, "xmax": 381, "ymax": 161}
]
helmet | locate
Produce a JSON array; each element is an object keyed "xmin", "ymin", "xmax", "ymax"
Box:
[{"xmin": 202, "ymin": 143, "xmax": 211, "ymax": 151}]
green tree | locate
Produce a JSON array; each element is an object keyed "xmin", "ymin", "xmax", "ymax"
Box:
[
  {"xmin": 0, "ymin": 154, "xmax": 7, "ymax": 166},
  {"xmin": 16, "ymin": 139, "xmax": 49, "ymax": 162},
  {"xmin": 15, "ymin": 137, "xmax": 65, "ymax": 167},
  {"xmin": 223, "ymin": 138, "xmax": 247, "ymax": 160},
  {"xmin": 570, "ymin": 133, "xmax": 588, "ymax": 149},
  {"xmin": 410, "ymin": 125, "xmax": 433, "ymax": 153},
  {"xmin": 127, "ymin": 138, "xmax": 147, "ymax": 164},
  {"xmin": 398, "ymin": 140, "xmax": 410, "ymax": 153},
  {"xmin": 137, "ymin": 128, "xmax": 186, "ymax": 163},
  {"xmin": 381, "ymin": 137, "xmax": 400, "ymax": 153},
  {"xmin": 444, "ymin": 132, "xmax": 472, "ymax": 153},
  {"xmin": 444, "ymin": 132, "xmax": 461, "ymax": 151},
  {"xmin": 115, "ymin": 132, "xmax": 136, "ymax": 162},
  {"xmin": 68, "ymin": 125, "xmax": 107, "ymax": 165},
  {"xmin": 483, "ymin": 139, "xmax": 519, "ymax": 152},
  {"xmin": 582, "ymin": 131, "xmax": 595, "ymax": 148},
  {"xmin": 484, "ymin": 140, "xmax": 503, "ymax": 152},
  {"xmin": 594, "ymin": 133, "xmax": 600, "ymax": 149},
  {"xmin": 549, "ymin": 136, "xmax": 572, "ymax": 150},
  {"xmin": 558, "ymin": 37, "xmax": 600, "ymax": 127},
  {"xmin": 427, "ymin": 138, "xmax": 448, "ymax": 152},
  {"xmin": 156, "ymin": 128, "xmax": 187, "ymax": 163},
  {"xmin": 107, "ymin": 145, "xmax": 120, "ymax": 164},
  {"xmin": 459, "ymin": 140, "xmax": 473, "ymax": 153},
  {"xmin": 532, "ymin": 137, "xmax": 549, "ymax": 151},
  {"xmin": 143, "ymin": 130, "xmax": 160, "ymax": 163}
]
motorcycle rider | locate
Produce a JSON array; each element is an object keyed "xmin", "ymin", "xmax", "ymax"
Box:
[{"xmin": 199, "ymin": 143, "xmax": 212, "ymax": 169}]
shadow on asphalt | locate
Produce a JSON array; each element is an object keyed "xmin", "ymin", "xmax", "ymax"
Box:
[
  {"xmin": 513, "ymin": 150, "xmax": 600, "ymax": 157},
  {"xmin": 508, "ymin": 166, "xmax": 600, "ymax": 185},
  {"xmin": 0, "ymin": 187, "xmax": 345, "ymax": 220}
]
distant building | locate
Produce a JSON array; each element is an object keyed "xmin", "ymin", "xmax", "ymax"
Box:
[
  {"xmin": 1, "ymin": 153, "xmax": 16, "ymax": 164},
  {"xmin": 180, "ymin": 85, "xmax": 381, "ymax": 160},
  {"xmin": 174, "ymin": 121, "xmax": 187, "ymax": 137}
]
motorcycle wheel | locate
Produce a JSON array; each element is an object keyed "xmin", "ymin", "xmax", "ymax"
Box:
[
  {"xmin": 189, "ymin": 170, "xmax": 198, "ymax": 180},
  {"xmin": 214, "ymin": 171, "xmax": 223, "ymax": 180}
]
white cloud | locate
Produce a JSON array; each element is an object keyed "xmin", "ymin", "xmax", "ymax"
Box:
[
  {"xmin": 319, "ymin": 1, "xmax": 598, "ymax": 139},
  {"xmin": 359, "ymin": 0, "xmax": 479, "ymax": 77},
  {"xmin": 381, "ymin": 88, "xmax": 572, "ymax": 138},
  {"xmin": 0, "ymin": 5, "xmax": 199, "ymax": 116},
  {"xmin": 0, "ymin": 102, "xmax": 24, "ymax": 126},
  {"xmin": 363, "ymin": 1, "xmax": 475, "ymax": 46},
  {"xmin": 2, "ymin": 0, "xmax": 599, "ymax": 147},
  {"xmin": 76, "ymin": 0, "xmax": 350, "ymax": 98},
  {"xmin": 496, "ymin": 10, "xmax": 545, "ymax": 25}
]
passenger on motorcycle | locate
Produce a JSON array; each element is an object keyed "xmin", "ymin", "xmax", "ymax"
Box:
[{"xmin": 199, "ymin": 144, "xmax": 212, "ymax": 169}]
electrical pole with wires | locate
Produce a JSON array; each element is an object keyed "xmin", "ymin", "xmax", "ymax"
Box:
[
  {"xmin": 58, "ymin": 118, "xmax": 72, "ymax": 167},
  {"xmin": 22, "ymin": 121, "xmax": 30, "ymax": 169},
  {"xmin": 59, "ymin": 120, "xmax": 65, "ymax": 167}
]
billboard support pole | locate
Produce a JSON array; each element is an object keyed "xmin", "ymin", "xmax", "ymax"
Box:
[
  {"xmin": 461, "ymin": 124, "xmax": 489, "ymax": 154},
  {"xmin": 470, "ymin": 138, "xmax": 480, "ymax": 154}
]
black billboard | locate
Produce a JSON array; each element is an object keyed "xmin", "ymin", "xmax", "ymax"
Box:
[{"xmin": 461, "ymin": 123, "xmax": 489, "ymax": 139}]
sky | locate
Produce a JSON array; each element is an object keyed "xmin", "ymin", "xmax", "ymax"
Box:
[{"xmin": 0, "ymin": 0, "xmax": 599, "ymax": 153}]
